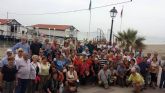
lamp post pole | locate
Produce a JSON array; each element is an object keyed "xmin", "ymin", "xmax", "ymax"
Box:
[
  {"xmin": 109, "ymin": 18, "xmax": 114, "ymax": 45},
  {"xmin": 109, "ymin": 7, "xmax": 117, "ymax": 45}
]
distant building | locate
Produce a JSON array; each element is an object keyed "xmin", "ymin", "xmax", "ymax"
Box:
[
  {"xmin": 32, "ymin": 24, "xmax": 79, "ymax": 42},
  {"xmin": 0, "ymin": 19, "xmax": 79, "ymax": 43},
  {"xmin": 0, "ymin": 19, "xmax": 28, "ymax": 39}
]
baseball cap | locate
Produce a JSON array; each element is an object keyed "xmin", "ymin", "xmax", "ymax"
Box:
[{"xmin": 6, "ymin": 48, "xmax": 12, "ymax": 52}]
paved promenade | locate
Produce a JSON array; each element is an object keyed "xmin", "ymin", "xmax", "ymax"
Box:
[{"xmin": 79, "ymin": 86, "xmax": 165, "ymax": 93}]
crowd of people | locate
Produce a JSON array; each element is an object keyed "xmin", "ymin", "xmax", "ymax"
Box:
[{"xmin": 0, "ymin": 36, "xmax": 165, "ymax": 93}]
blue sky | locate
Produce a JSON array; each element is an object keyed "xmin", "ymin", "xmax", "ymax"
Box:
[{"xmin": 0, "ymin": 0, "xmax": 165, "ymax": 44}]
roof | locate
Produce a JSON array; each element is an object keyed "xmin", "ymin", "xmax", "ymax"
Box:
[
  {"xmin": 0, "ymin": 19, "xmax": 13, "ymax": 25},
  {"xmin": 0, "ymin": 19, "xmax": 21, "ymax": 25},
  {"xmin": 32, "ymin": 24, "xmax": 73, "ymax": 31}
]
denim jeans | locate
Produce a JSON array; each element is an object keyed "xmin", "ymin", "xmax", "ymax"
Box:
[
  {"xmin": 15, "ymin": 79, "xmax": 29, "ymax": 93},
  {"xmin": 141, "ymin": 73, "xmax": 149, "ymax": 87}
]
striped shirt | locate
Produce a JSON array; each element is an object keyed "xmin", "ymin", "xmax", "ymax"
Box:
[{"xmin": 98, "ymin": 58, "xmax": 108, "ymax": 68}]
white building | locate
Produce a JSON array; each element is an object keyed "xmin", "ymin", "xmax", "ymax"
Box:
[
  {"xmin": 32, "ymin": 24, "xmax": 79, "ymax": 42},
  {"xmin": 0, "ymin": 19, "xmax": 79, "ymax": 43},
  {"xmin": 0, "ymin": 19, "xmax": 28, "ymax": 39}
]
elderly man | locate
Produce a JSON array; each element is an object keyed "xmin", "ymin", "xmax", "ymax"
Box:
[
  {"xmin": 15, "ymin": 53, "xmax": 32, "ymax": 93},
  {"xmin": 0, "ymin": 49, "xmax": 13, "ymax": 69},
  {"xmin": 12, "ymin": 36, "xmax": 30, "ymax": 54},
  {"xmin": 98, "ymin": 52, "xmax": 108, "ymax": 69},
  {"xmin": 98, "ymin": 64, "xmax": 111, "ymax": 89},
  {"xmin": 128, "ymin": 68, "xmax": 144, "ymax": 93},
  {"xmin": 30, "ymin": 37, "xmax": 42, "ymax": 55}
]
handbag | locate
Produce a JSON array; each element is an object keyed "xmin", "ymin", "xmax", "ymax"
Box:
[{"xmin": 35, "ymin": 75, "xmax": 41, "ymax": 84}]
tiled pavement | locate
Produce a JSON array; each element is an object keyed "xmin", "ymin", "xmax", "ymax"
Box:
[{"xmin": 78, "ymin": 86, "xmax": 165, "ymax": 93}]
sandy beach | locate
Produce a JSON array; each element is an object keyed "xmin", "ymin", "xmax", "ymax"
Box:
[{"xmin": 143, "ymin": 44, "xmax": 165, "ymax": 59}]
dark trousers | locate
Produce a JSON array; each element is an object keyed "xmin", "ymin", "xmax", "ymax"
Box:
[
  {"xmin": 3, "ymin": 81, "xmax": 15, "ymax": 93},
  {"xmin": 79, "ymin": 76, "xmax": 88, "ymax": 85},
  {"xmin": 15, "ymin": 79, "xmax": 29, "ymax": 93},
  {"xmin": 117, "ymin": 76, "xmax": 125, "ymax": 87},
  {"xmin": 26, "ymin": 80, "xmax": 36, "ymax": 93},
  {"xmin": 141, "ymin": 73, "xmax": 148, "ymax": 87},
  {"xmin": 91, "ymin": 76, "xmax": 98, "ymax": 84},
  {"xmin": 159, "ymin": 71, "xmax": 165, "ymax": 88}
]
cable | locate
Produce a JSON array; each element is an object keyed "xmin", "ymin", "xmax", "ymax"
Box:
[{"xmin": 9, "ymin": 0, "xmax": 132, "ymax": 16}]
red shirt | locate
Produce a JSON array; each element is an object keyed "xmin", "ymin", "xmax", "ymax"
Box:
[
  {"xmin": 73, "ymin": 56, "xmax": 82, "ymax": 66},
  {"xmin": 80, "ymin": 62, "xmax": 90, "ymax": 76},
  {"xmin": 136, "ymin": 57, "xmax": 143, "ymax": 64},
  {"xmin": 86, "ymin": 58, "xmax": 92, "ymax": 67}
]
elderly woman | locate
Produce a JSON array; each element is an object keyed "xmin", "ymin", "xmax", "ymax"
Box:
[
  {"xmin": 15, "ymin": 48, "xmax": 24, "ymax": 61},
  {"xmin": 66, "ymin": 64, "xmax": 78, "ymax": 92},
  {"xmin": 128, "ymin": 68, "xmax": 144, "ymax": 93},
  {"xmin": 27, "ymin": 55, "xmax": 40, "ymax": 93},
  {"xmin": 42, "ymin": 39, "xmax": 52, "ymax": 58},
  {"xmin": 62, "ymin": 41, "xmax": 70, "ymax": 56},
  {"xmin": 45, "ymin": 72, "xmax": 60, "ymax": 93},
  {"xmin": 54, "ymin": 54, "xmax": 67, "ymax": 71},
  {"xmin": 38, "ymin": 56, "xmax": 50, "ymax": 93},
  {"xmin": 150, "ymin": 57, "xmax": 159, "ymax": 89},
  {"xmin": 0, "ymin": 55, "xmax": 17, "ymax": 93}
]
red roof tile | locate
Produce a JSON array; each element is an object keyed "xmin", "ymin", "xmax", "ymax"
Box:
[
  {"xmin": 32, "ymin": 24, "xmax": 72, "ymax": 31},
  {"xmin": 0, "ymin": 19, "xmax": 12, "ymax": 25}
]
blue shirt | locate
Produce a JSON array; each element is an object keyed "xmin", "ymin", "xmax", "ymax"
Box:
[
  {"xmin": 138, "ymin": 62, "xmax": 149, "ymax": 74},
  {"xmin": 117, "ymin": 65, "xmax": 126, "ymax": 75},
  {"xmin": 54, "ymin": 60, "xmax": 66, "ymax": 71},
  {"xmin": 12, "ymin": 42, "xmax": 30, "ymax": 54}
]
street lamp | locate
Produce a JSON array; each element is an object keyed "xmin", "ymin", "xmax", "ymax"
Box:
[{"xmin": 109, "ymin": 7, "xmax": 117, "ymax": 45}]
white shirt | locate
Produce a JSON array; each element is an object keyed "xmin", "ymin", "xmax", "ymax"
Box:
[{"xmin": 16, "ymin": 59, "xmax": 31, "ymax": 79}]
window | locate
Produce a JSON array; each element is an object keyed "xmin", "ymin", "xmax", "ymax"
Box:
[{"xmin": 22, "ymin": 31, "xmax": 25, "ymax": 34}]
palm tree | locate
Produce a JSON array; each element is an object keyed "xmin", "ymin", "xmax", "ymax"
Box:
[{"xmin": 117, "ymin": 29, "xmax": 145, "ymax": 52}]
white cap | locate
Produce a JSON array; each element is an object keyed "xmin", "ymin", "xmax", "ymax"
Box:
[{"xmin": 6, "ymin": 48, "xmax": 12, "ymax": 52}]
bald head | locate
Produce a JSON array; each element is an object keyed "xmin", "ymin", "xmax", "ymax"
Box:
[{"xmin": 21, "ymin": 36, "xmax": 27, "ymax": 44}]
